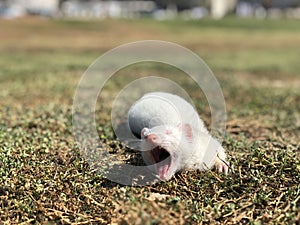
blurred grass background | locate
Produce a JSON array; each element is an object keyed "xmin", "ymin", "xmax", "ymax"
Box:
[{"xmin": 0, "ymin": 17, "xmax": 299, "ymax": 224}]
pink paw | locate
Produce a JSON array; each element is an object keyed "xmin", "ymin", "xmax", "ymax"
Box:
[{"xmin": 215, "ymin": 161, "xmax": 230, "ymax": 175}]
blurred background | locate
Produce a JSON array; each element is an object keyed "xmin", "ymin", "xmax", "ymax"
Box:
[
  {"xmin": 1, "ymin": 0, "xmax": 300, "ymax": 20},
  {"xmin": 1, "ymin": 0, "xmax": 299, "ymax": 141}
]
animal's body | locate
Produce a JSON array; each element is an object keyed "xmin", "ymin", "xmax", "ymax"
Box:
[{"xmin": 128, "ymin": 92, "xmax": 229, "ymax": 181}]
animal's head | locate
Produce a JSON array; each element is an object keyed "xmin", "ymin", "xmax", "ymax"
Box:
[{"xmin": 141, "ymin": 123, "xmax": 194, "ymax": 181}]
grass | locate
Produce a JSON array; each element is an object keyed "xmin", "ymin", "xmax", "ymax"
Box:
[{"xmin": 0, "ymin": 17, "xmax": 299, "ymax": 224}]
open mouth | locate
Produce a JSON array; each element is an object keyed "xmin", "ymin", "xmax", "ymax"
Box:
[{"xmin": 151, "ymin": 146, "xmax": 172, "ymax": 180}]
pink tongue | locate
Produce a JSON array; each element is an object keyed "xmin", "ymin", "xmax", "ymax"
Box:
[{"xmin": 158, "ymin": 164, "xmax": 169, "ymax": 180}]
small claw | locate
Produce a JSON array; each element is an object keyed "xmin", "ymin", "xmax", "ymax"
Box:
[
  {"xmin": 223, "ymin": 163, "xmax": 229, "ymax": 175},
  {"xmin": 216, "ymin": 161, "xmax": 229, "ymax": 175}
]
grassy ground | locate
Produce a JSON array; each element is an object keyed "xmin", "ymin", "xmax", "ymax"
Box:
[{"xmin": 0, "ymin": 17, "xmax": 299, "ymax": 224}]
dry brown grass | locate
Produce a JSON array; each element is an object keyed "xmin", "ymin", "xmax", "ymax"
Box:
[{"xmin": 0, "ymin": 17, "xmax": 299, "ymax": 224}]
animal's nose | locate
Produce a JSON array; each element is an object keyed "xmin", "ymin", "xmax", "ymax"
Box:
[{"xmin": 146, "ymin": 134, "xmax": 157, "ymax": 143}]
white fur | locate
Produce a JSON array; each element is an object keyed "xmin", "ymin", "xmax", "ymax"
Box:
[{"xmin": 128, "ymin": 92, "xmax": 229, "ymax": 181}]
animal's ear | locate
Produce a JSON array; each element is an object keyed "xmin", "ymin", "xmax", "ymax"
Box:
[
  {"xmin": 177, "ymin": 123, "xmax": 193, "ymax": 142},
  {"xmin": 141, "ymin": 128, "xmax": 150, "ymax": 139}
]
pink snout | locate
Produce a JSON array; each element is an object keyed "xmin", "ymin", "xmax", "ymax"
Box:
[{"xmin": 145, "ymin": 133, "xmax": 158, "ymax": 143}]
